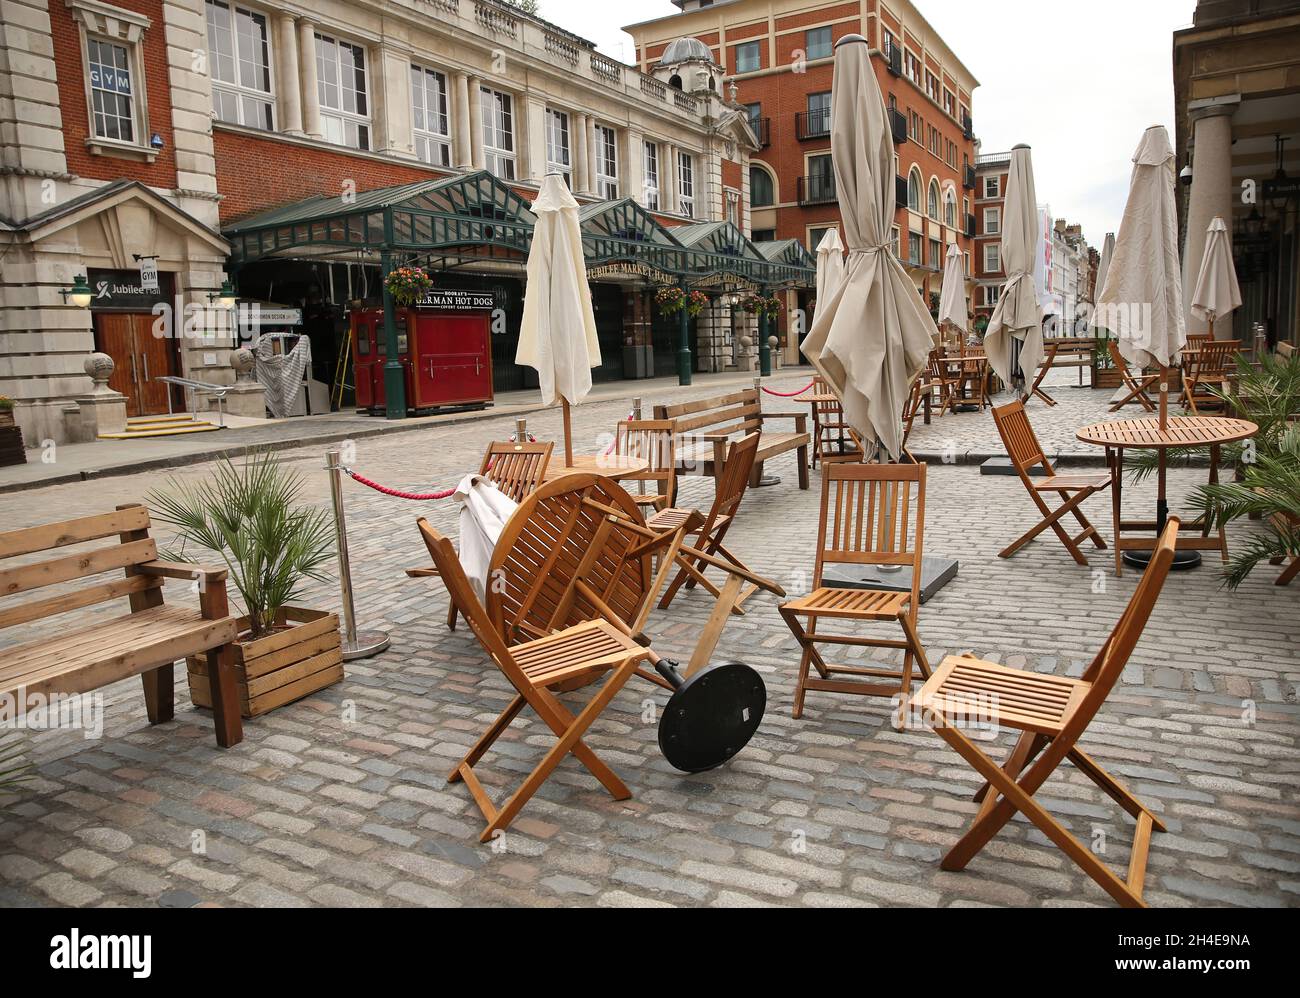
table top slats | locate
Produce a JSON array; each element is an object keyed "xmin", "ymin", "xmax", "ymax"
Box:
[{"xmin": 1075, "ymin": 416, "xmax": 1257, "ymax": 449}]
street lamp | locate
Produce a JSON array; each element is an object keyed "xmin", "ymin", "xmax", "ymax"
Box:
[{"xmin": 60, "ymin": 274, "xmax": 93, "ymax": 308}]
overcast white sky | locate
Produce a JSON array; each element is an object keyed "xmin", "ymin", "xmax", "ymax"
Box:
[{"xmin": 534, "ymin": 0, "xmax": 1197, "ymax": 248}]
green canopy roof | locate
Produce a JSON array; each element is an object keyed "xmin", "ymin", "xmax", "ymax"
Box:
[{"xmin": 224, "ymin": 171, "xmax": 812, "ymax": 288}]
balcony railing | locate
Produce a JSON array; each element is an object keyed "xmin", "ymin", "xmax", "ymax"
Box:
[
  {"xmin": 961, "ymin": 112, "xmax": 974, "ymax": 140},
  {"xmin": 795, "ymin": 108, "xmax": 830, "ymax": 141},
  {"xmin": 884, "ymin": 41, "xmax": 902, "ymax": 76},
  {"xmin": 888, "ymin": 107, "xmax": 907, "ymax": 145},
  {"xmin": 895, "ymin": 174, "xmax": 909, "ymax": 208},
  {"xmin": 475, "ymin": 1, "xmax": 517, "ymax": 38},
  {"xmin": 544, "ymin": 31, "xmax": 578, "ymax": 65},
  {"xmin": 639, "ymin": 75, "xmax": 667, "ymax": 101},
  {"xmin": 751, "ymin": 116, "xmax": 771, "ymax": 148},
  {"xmin": 591, "ymin": 52, "xmax": 622, "ymax": 83},
  {"xmin": 798, "ymin": 174, "xmax": 836, "ymax": 205},
  {"xmin": 965, "ymin": 213, "xmax": 976, "ymax": 238},
  {"xmin": 963, "ymin": 164, "xmax": 976, "ymax": 189}
]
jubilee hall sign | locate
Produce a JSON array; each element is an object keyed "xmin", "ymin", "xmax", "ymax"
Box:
[{"xmin": 87, "ymin": 269, "xmax": 174, "ymax": 311}]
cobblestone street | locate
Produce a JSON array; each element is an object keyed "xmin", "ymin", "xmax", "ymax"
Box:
[{"xmin": 1, "ymin": 371, "xmax": 1296, "ymax": 909}]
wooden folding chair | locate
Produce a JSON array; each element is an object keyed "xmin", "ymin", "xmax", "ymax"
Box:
[
  {"xmin": 992, "ymin": 399, "xmax": 1111, "ymax": 566},
  {"xmin": 1107, "ymin": 340, "xmax": 1157, "ymax": 413},
  {"xmin": 905, "ymin": 518, "xmax": 1180, "ymax": 908},
  {"xmin": 416, "ymin": 518, "xmax": 654, "ymax": 841},
  {"xmin": 927, "ymin": 349, "xmax": 964, "ymax": 418},
  {"xmin": 1021, "ymin": 339, "xmax": 1060, "ymax": 407},
  {"xmin": 614, "ymin": 419, "xmax": 676, "ymax": 512},
  {"xmin": 407, "ymin": 438, "xmax": 553, "ymax": 629},
  {"xmin": 649, "ymin": 432, "xmax": 763, "ymax": 613},
  {"xmin": 812, "ymin": 393, "xmax": 864, "ymax": 464},
  {"xmin": 779, "ymin": 462, "xmax": 931, "ymax": 723},
  {"xmin": 1181, "ymin": 339, "xmax": 1239, "ymax": 415},
  {"xmin": 959, "ymin": 340, "xmax": 991, "ymax": 410}
]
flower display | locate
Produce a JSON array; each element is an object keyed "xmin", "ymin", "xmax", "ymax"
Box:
[{"xmin": 384, "ymin": 266, "xmax": 434, "ymax": 306}]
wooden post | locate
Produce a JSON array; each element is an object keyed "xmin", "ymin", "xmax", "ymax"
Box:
[
  {"xmin": 515, "ymin": 417, "xmax": 527, "ymax": 442},
  {"xmin": 561, "ymin": 397, "xmax": 574, "ymax": 466}
]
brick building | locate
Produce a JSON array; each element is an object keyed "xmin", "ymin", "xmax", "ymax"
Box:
[
  {"xmin": 626, "ymin": 0, "xmax": 980, "ymax": 360},
  {"xmin": 972, "ymin": 149, "xmax": 1009, "ymax": 326},
  {"xmin": 2, "ymin": 0, "xmax": 802, "ymax": 447}
]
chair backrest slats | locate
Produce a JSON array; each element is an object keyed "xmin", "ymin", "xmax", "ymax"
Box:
[
  {"xmin": 480, "ymin": 440, "xmax": 553, "ymax": 503},
  {"xmin": 992, "ymin": 399, "xmax": 1051, "ymax": 477},
  {"xmin": 705, "ymin": 432, "xmax": 761, "ymax": 532},
  {"xmin": 615, "ymin": 419, "xmax": 676, "ymax": 509},
  {"xmin": 815, "ymin": 463, "xmax": 926, "ymax": 614}
]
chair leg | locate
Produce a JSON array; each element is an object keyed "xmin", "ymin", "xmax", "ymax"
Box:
[
  {"xmin": 1277, "ymin": 556, "xmax": 1300, "ymax": 586},
  {"xmin": 931, "ymin": 717, "xmax": 1147, "ymax": 908},
  {"xmin": 446, "ymin": 600, "xmax": 458, "ymax": 631},
  {"xmin": 1058, "ymin": 488, "xmax": 1108, "ymax": 550},
  {"xmin": 1067, "ymin": 746, "xmax": 1167, "ymax": 832},
  {"xmin": 480, "ymin": 657, "xmax": 639, "ymax": 842},
  {"xmin": 448, "ymin": 694, "xmax": 526, "ymax": 782},
  {"xmin": 972, "ymin": 730, "xmax": 1045, "ymax": 804},
  {"xmin": 780, "ymin": 608, "xmax": 830, "ymax": 720},
  {"xmin": 1000, "ymin": 488, "xmax": 1095, "ymax": 564}
]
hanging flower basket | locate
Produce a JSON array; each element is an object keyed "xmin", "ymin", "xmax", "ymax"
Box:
[
  {"xmin": 741, "ymin": 294, "xmax": 783, "ymax": 320},
  {"xmin": 655, "ymin": 286, "xmax": 687, "ymax": 316},
  {"xmin": 684, "ymin": 290, "xmax": 709, "ymax": 317},
  {"xmin": 384, "ymin": 266, "xmax": 434, "ymax": 307}
]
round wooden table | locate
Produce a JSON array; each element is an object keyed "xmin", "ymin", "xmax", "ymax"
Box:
[
  {"xmin": 540, "ymin": 454, "xmax": 648, "ymax": 482},
  {"xmin": 1075, "ymin": 415, "xmax": 1257, "ymax": 573}
]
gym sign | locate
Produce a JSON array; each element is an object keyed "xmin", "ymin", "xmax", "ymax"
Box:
[{"xmin": 86, "ymin": 268, "xmax": 172, "ymax": 310}]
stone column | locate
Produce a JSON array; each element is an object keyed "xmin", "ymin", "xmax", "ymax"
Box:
[
  {"xmin": 452, "ymin": 72, "xmax": 472, "ymax": 168},
  {"xmin": 298, "ymin": 20, "xmax": 323, "ymax": 139},
  {"xmin": 467, "ymin": 77, "xmax": 484, "ymax": 170},
  {"xmin": 276, "ymin": 14, "xmax": 303, "ymax": 134},
  {"xmin": 625, "ymin": 127, "xmax": 643, "ymax": 205},
  {"xmin": 1182, "ymin": 98, "xmax": 1238, "ymax": 336},
  {"xmin": 525, "ymin": 96, "xmax": 546, "ymax": 182},
  {"xmin": 585, "ymin": 119, "xmax": 598, "ymax": 194},
  {"xmin": 664, "ymin": 143, "xmax": 678, "ymax": 213}
]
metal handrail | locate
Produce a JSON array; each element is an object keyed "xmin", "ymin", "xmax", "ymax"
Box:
[{"xmin": 156, "ymin": 375, "xmax": 229, "ymax": 428}]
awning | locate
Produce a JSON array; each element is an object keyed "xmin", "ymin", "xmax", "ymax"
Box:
[{"xmin": 224, "ymin": 170, "xmax": 813, "ymax": 289}]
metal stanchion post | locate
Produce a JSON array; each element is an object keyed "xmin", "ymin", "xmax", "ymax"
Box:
[
  {"xmin": 751, "ymin": 376, "xmax": 781, "ymax": 486},
  {"xmin": 632, "ymin": 397, "xmax": 642, "ymax": 420},
  {"xmin": 514, "ymin": 417, "xmax": 527, "ymax": 442},
  {"xmin": 325, "ymin": 449, "xmax": 391, "ymax": 661}
]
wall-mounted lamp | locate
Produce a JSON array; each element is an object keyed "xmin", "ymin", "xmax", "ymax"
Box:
[
  {"xmin": 60, "ymin": 274, "xmax": 93, "ymax": 308},
  {"xmin": 208, "ymin": 279, "xmax": 238, "ymax": 309}
]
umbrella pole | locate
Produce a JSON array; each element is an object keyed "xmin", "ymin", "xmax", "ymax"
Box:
[
  {"xmin": 562, "ymin": 397, "xmax": 574, "ymax": 467},
  {"xmin": 1158, "ymin": 365, "xmax": 1168, "ymax": 433}
]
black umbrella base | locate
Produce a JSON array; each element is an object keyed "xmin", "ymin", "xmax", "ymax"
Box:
[
  {"xmin": 657, "ymin": 662, "xmax": 766, "ymax": 774},
  {"xmin": 752, "ymin": 474, "xmax": 781, "ymax": 487},
  {"xmin": 1122, "ymin": 548, "xmax": 1202, "ymax": 571}
]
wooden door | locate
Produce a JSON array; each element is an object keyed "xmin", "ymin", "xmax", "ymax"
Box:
[
  {"xmin": 133, "ymin": 316, "xmax": 174, "ymax": 415},
  {"xmin": 93, "ymin": 312, "xmax": 177, "ymax": 417}
]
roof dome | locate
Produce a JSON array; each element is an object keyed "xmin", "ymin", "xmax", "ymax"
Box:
[{"xmin": 659, "ymin": 36, "xmax": 714, "ymax": 65}]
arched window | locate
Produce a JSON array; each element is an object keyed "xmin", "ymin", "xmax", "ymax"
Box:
[
  {"xmin": 669, "ymin": 74, "xmax": 683, "ymax": 90},
  {"xmin": 749, "ymin": 165, "xmax": 774, "ymax": 207},
  {"xmin": 943, "ymin": 189, "xmax": 956, "ymax": 228},
  {"xmin": 907, "ymin": 168, "xmax": 922, "ymax": 212},
  {"xmin": 927, "ymin": 179, "xmax": 940, "ymax": 220}
]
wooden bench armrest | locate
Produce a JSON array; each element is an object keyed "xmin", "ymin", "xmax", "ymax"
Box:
[
  {"xmin": 759, "ymin": 412, "xmax": 808, "ymax": 432},
  {"xmin": 138, "ymin": 560, "xmax": 229, "ymax": 583}
]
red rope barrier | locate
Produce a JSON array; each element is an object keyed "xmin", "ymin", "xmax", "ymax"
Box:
[
  {"xmin": 345, "ymin": 468, "xmax": 455, "ymax": 501},
  {"xmin": 762, "ymin": 380, "xmax": 816, "ymax": 397}
]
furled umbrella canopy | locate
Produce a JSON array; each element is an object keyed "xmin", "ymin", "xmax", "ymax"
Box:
[
  {"xmin": 815, "ymin": 226, "xmax": 846, "ymax": 306},
  {"xmin": 1096, "ymin": 231, "xmax": 1116, "ymax": 302},
  {"xmin": 1093, "ymin": 125, "xmax": 1186, "ymax": 373},
  {"xmin": 937, "ymin": 242, "xmax": 968, "ymax": 336},
  {"xmin": 516, "ymin": 173, "xmax": 601, "ymax": 464},
  {"xmin": 1190, "ymin": 216, "xmax": 1242, "ymax": 337},
  {"xmin": 799, "ymin": 34, "xmax": 937, "ymax": 461},
  {"xmin": 984, "ymin": 144, "xmax": 1043, "ymax": 387}
]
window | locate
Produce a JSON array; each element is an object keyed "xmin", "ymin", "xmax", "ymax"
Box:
[
  {"xmin": 744, "ymin": 101, "xmax": 762, "ymax": 127},
  {"xmin": 643, "ymin": 140, "xmax": 659, "ymax": 209},
  {"xmin": 891, "ymin": 224, "xmax": 901, "ymax": 257},
  {"xmin": 678, "ymin": 151, "xmax": 695, "ymax": 217},
  {"xmin": 545, "ymin": 108, "xmax": 570, "ymax": 180},
  {"xmin": 908, "ymin": 231, "xmax": 923, "ymax": 265},
  {"xmin": 984, "ymin": 285, "xmax": 1001, "ymax": 307},
  {"xmin": 927, "ymin": 180, "xmax": 939, "ymax": 219},
  {"xmin": 904, "ymin": 49, "xmax": 920, "ymax": 84},
  {"xmin": 963, "ymin": 196, "xmax": 970, "ymax": 216},
  {"xmin": 943, "ymin": 88, "xmax": 955, "ymax": 117},
  {"xmin": 984, "ymin": 175, "xmax": 1000, "ymax": 199},
  {"xmin": 805, "ymin": 26, "xmax": 832, "ymax": 60},
  {"xmin": 594, "ymin": 124, "xmax": 617, "ymax": 199},
  {"xmin": 929, "ymin": 238, "xmax": 942, "ymax": 269},
  {"xmin": 207, "ymin": 2, "xmax": 273, "ymax": 129},
  {"xmin": 753, "ymin": 228, "xmax": 776, "ymax": 242},
  {"xmin": 411, "ymin": 64, "xmax": 451, "ymax": 167},
  {"xmin": 882, "ymin": 27, "xmax": 897, "ymax": 60},
  {"xmin": 480, "ymin": 86, "xmax": 515, "ymax": 180},
  {"xmin": 316, "ymin": 33, "xmax": 369, "ymax": 149},
  {"xmin": 808, "ymin": 225, "xmax": 833, "ymax": 252},
  {"xmin": 929, "ymin": 125, "xmax": 941, "ymax": 157},
  {"xmin": 984, "ymin": 243, "xmax": 1001, "ymax": 272},
  {"xmin": 807, "ymin": 91, "xmax": 831, "ymax": 136},
  {"xmin": 87, "ymin": 37, "xmax": 137, "ymax": 143},
  {"xmin": 907, "ymin": 168, "xmax": 922, "ymax": 212},
  {"xmin": 750, "ymin": 164, "xmax": 774, "ymax": 207},
  {"xmin": 984, "ymin": 207, "xmax": 1001, "ymax": 235},
  {"xmin": 925, "ymin": 70, "xmax": 940, "ymax": 103},
  {"xmin": 944, "ymin": 191, "xmax": 956, "ymax": 228},
  {"xmin": 964, "ymin": 251, "xmax": 971, "ymax": 276},
  {"xmin": 909, "ymin": 109, "xmax": 921, "ymax": 142},
  {"xmin": 735, "ymin": 40, "xmax": 760, "ymax": 73}
]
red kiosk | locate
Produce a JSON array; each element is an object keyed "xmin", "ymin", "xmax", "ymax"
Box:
[{"xmin": 351, "ymin": 288, "xmax": 495, "ymax": 414}]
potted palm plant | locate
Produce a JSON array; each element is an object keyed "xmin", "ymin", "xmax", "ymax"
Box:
[
  {"xmin": 149, "ymin": 450, "xmax": 342, "ymax": 717},
  {"xmin": 0, "ymin": 396, "xmax": 14, "ymax": 428}
]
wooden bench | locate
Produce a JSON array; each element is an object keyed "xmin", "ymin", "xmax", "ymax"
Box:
[
  {"xmin": 0, "ymin": 504, "xmax": 243, "ymax": 747},
  {"xmin": 1023, "ymin": 336, "xmax": 1097, "ymax": 405},
  {"xmin": 654, "ymin": 385, "xmax": 810, "ymax": 490}
]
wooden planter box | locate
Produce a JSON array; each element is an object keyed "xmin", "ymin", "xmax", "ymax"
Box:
[
  {"xmin": 1090, "ymin": 365, "xmax": 1124, "ymax": 389},
  {"xmin": 187, "ymin": 606, "xmax": 343, "ymax": 718}
]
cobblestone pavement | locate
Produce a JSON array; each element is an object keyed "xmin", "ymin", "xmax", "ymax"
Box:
[{"xmin": 1, "ymin": 371, "xmax": 1296, "ymax": 908}]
